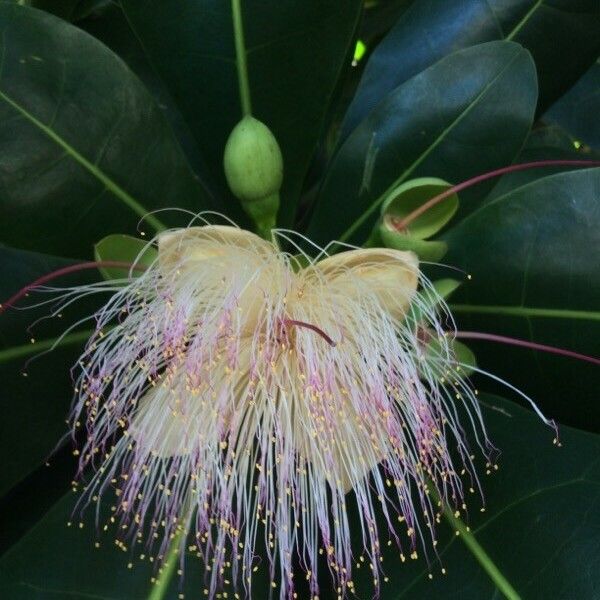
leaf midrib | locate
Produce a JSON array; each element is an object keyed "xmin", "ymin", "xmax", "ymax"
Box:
[
  {"xmin": 450, "ymin": 304, "xmax": 600, "ymax": 322},
  {"xmin": 395, "ymin": 477, "xmax": 600, "ymax": 599},
  {"xmin": 0, "ymin": 329, "xmax": 94, "ymax": 364},
  {"xmin": 506, "ymin": 0, "xmax": 545, "ymax": 41},
  {"xmin": 0, "ymin": 88, "xmax": 165, "ymax": 233},
  {"xmin": 338, "ymin": 46, "xmax": 524, "ymax": 242}
]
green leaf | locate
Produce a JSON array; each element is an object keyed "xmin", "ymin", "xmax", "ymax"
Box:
[
  {"xmin": 326, "ymin": 395, "xmax": 600, "ymax": 599},
  {"xmin": 28, "ymin": 0, "xmax": 110, "ymax": 20},
  {"xmin": 341, "ymin": 0, "xmax": 600, "ymax": 137},
  {"xmin": 94, "ymin": 234, "xmax": 157, "ymax": 281},
  {"xmin": 546, "ymin": 58, "xmax": 600, "ymax": 151},
  {"xmin": 121, "ymin": 0, "xmax": 363, "ymax": 227},
  {"xmin": 0, "ymin": 491, "xmax": 164, "ymax": 597},
  {"xmin": 431, "ymin": 278, "xmax": 462, "ymax": 301},
  {"xmin": 76, "ymin": 3, "xmax": 217, "ymax": 195},
  {"xmin": 0, "ymin": 246, "xmax": 98, "ymax": 497},
  {"xmin": 421, "ymin": 336, "xmax": 477, "ymax": 379},
  {"xmin": 307, "ymin": 41, "xmax": 537, "ymax": 245},
  {"xmin": 453, "ymin": 339, "xmax": 477, "ymax": 376},
  {"xmin": 28, "ymin": 0, "xmax": 78, "ymax": 19},
  {"xmin": 0, "ymin": 4, "xmax": 214, "ymax": 259},
  {"xmin": 380, "ymin": 177, "xmax": 458, "ymax": 240},
  {"xmin": 442, "ymin": 168, "xmax": 600, "ymax": 431},
  {"xmin": 0, "ymin": 496, "xmax": 270, "ymax": 599},
  {"xmin": 377, "ymin": 177, "xmax": 458, "ymax": 261}
]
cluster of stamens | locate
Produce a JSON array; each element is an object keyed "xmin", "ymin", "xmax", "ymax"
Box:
[{"xmin": 59, "ymin": 224, "xmax": 492, "ymax": 599}]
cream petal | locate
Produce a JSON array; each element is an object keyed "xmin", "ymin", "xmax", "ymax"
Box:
[
  {"xmin": 129, "ymin": 381, "xmax": 191, "ymax": 458},
  {"xmin": 158, "ymin": 225, "xmax": 285, "ymax": 335},
  {"xmin": 291, "ymin": 249, "xmax": 419, "ymax": 493},
  {"xmin": 315, "ymin": 248, "xmax": 419, "ymax": 322},
  {"xmin": 130, "ymin": 348, "xmax": 252, "ymax": 458},
  {"xmin": 158, "ymin": 225, "xmax": 275, "ymax": 271}
]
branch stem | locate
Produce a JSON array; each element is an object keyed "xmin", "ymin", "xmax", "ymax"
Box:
[{"xmin": 231, "ymin": 0, "xmax": 252, "ymax": 116}]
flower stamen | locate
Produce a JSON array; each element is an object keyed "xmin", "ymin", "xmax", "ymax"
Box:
[
  {"xmin": 283, "ymin": 318, "xmax": 337, "ymax": 347},
  {"xmin": 0, "ymin": 260, "xmax": 145, "ymax": 315}
]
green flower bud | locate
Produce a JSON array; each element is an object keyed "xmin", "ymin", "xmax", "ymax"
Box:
[
  {"xmin": 379, "ymin": 219, "xmax": 449, "ymax": 262},
  {"xmin": 223, "ymin": 116, "xmax": 283, "ymax": 236},
  {"xmin": 375, "ymin": 176, "xmax": 459, "ymax": 262}
]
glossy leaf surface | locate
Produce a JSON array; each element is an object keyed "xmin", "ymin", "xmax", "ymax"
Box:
[
  {"xmin": 443, "ymin": 168, "xmax": 600, "ymax": 431},
  {"xmin": 486, "ymin": 125, "xmax": 598, "ymax": 201},
  {"xmin": 342, "ymin": 0, "xmax": 600, "ymax": 137},
  {"xmin": 308, "ymin": 41, "xmax": 537, "ymax": 245},
  {"xmin": 0, "ymin": 4, "xmax": 214, "ymax": 258},
  {"xmin": 330, "ymin": 395, "xmax": 600, "ymax": 599},
  {"xmin": 2, "ymin": 396, "xmax": 599, "ymax": 599},
  {"xmin": 546, "ymin": 58, "xmax": 600, "ymax": 151}
]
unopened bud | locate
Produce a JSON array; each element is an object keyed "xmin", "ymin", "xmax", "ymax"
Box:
[{"xmin": 223, "ymin": 116, "xmax": 283, "ymax": 236}]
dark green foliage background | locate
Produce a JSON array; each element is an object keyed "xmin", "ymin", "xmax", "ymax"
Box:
[{"xmin": 0, "ymin": 1, "xmax": 598, "ymax": 598}]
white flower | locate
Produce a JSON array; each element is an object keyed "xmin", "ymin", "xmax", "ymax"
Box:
[{"xmin": 70, "ymin": 224, "xmax": 488, "ymax": 598}]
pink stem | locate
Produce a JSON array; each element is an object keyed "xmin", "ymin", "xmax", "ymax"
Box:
[
  {"xmin": 0, "ymin": 260, "xmax": 143, "ymax": 315},
  {"xmin": 284, "ymin": 319, "xmax": 337, "ymax": 347},
  {"xmin": 395, "ymin": 160, "xmax": 600, "ymax": 231},
  {"xmin": 455, "ymin": 330, "xmax": 600, "ymax": 367}
]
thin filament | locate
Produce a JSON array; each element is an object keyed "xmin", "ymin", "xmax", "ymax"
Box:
[
  {"xmin": 0, "ymin": 261, "xmax": 143, "ymax": 315},
  {"xmin": 395, "ymin": 160, "xmax": 600, "ymax": 231},
  {"xmin": 455, "ymin": 330, "xmax": 600, "ymax": 366}
]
